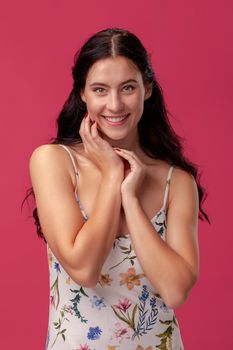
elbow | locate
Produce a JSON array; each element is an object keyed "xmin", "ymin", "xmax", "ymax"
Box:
[
  {"xmin": 69, "ymin": 267, "xmax": 99, "ymax": 288},
  {"xmin": 163, "ymin": 291, "xmax": 189, "ymax": 309},
  {"xmin": 163, "ymin": 274, "xmax": 198, "ymax": 309}
]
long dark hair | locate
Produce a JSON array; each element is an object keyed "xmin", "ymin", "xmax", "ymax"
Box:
[{"xmin": 22, "ymin": 27, "xmax": 210, "ymax": 242}]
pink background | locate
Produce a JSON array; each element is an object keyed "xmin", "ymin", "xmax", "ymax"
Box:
[{"xmin": 1, "ymin": 0, "xmax": 232, "ymax": 348}]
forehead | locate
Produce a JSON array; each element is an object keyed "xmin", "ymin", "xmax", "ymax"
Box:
[{"xmin": 85, "ymin": 56, "xmax": 142, "ymax": 84}]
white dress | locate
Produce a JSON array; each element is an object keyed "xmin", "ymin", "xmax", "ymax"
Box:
[{"xmin": 45, "ymin": 144, "xmax": 184, "ymax": 350}]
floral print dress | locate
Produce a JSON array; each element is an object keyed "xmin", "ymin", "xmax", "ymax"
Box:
[{"xmin": 45, "ymin": 144, "xmax": 184, "ymax": 350}]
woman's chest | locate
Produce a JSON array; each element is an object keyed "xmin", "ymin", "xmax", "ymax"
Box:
[{"xmin": 74, "ymin": 159, "xmax": 167, "ymax": 237}]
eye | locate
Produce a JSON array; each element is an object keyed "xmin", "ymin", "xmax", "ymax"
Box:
[
  {"xmin": 122, "ymin": 85, "xmax": 135, "ymax": 92},
  {"xmin": 93, "ymin": 87, "xmax": 105, "ymax": 94}
]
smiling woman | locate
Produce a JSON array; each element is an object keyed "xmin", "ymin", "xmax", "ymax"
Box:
[
  {"xmin": 22, "ymin": 27, "xmax": 210, "ymax": 349},
  {"xmin": 80, "ymin": 55, "xmax": 152, "ymax": 143}
]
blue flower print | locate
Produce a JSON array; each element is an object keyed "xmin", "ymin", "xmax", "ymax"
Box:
[
  {"xmin": 90, "ymin": 296, "xmax": 106, "ymax": 310},
  {"xmin": 150, "ymin": 296, "xmax": 157, "ymax": 308},
  {"xmin": 139, "ymin": 285, "xmax": 149, "ymax": 302},
  {"xmin": 160, "ymin": 301, "xmax": 169, "ymax": 313},
  {"xmin": 87, "ymin": 326, "xmax": 102, "ymax": 340},
  {"xmin": 54, "ymin": 262, "xmax": 61, "ymax": 273}
]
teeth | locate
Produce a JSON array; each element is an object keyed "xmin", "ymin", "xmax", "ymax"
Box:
[{"xmin": 105, "ymin": 114, "xmax": 128, "ymax": 122}]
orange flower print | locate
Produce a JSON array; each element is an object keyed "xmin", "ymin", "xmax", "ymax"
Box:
[
  {"xmin": 135, "ymin": 346, "xmax": 152, "ymax": 350},
  {"xmin": 120, "ymin": 267, "xmax": 145, "ymax": 290},
  {"xmin": 66, "ymin": 276, "xmax": 71, "ymax": 284},
  {"xmin": 99, "ymin": 274, "xmax": 113, "ymax": 287},
  {"xmin": 47, "ymin": 247, "xmax": 53, "ymax": 267}
]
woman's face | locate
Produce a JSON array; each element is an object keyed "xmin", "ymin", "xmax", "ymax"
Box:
[{"xmin": 80, "ymin": 55, "xmax": 152, "ymax": 141}]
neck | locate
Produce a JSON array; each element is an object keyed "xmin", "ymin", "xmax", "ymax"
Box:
[{"xmin": 102, "ymin": 130, "xmax": 147, "ymax": 161}]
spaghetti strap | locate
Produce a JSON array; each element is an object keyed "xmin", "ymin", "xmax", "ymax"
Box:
[
  {"xmin": 162, "ymin": 165, "xmax": 175, "ymax": 210},
  {"xmin": 57, "ymin": 144, "xmax": 79, "ymax": 193}
]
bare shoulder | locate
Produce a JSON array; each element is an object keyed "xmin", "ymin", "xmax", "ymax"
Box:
[
  {"xmin": 29, "ymin": 143, "xmax": 78, "ymax": 192},
  {"xmin": 29, "ymin": 143, "xmax": 75, "ymax": 175},
  {"xmin": 170, "ymin": 167, "xmax": 198, "ymax": 197},
  {"xmin": 168, "ymin": 166, "xmax": 199, "ymax": 217},
  {"xmin": 30, "ymin": 143, "xmax": 67, "ymax": 162}
]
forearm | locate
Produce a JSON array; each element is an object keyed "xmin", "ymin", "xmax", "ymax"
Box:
[
  {"xmin": 70, "ymin": 178, "xmax": 121, "ymax": 283},
  {"xmin": 123, "ymin": 197, "xmax": 197, "ymax": 308}
]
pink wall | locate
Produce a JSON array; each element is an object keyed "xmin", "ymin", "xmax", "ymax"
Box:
[{"xmin": 1, "ymin": 0, "xmax": 232, "ymax": 348}]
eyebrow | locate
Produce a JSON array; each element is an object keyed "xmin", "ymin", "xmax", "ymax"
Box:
[{"xmin": 89, "ymin": 79, "xmax": 138, "ymax": 87}]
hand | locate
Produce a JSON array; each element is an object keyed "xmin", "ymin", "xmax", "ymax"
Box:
[
  {"xmin": 79, "ymin": 113, "xmax": 124, "ymax": 179},
  {"xmin": 114, "ymin": 148, "xmax": 147, "ymax": 199}
]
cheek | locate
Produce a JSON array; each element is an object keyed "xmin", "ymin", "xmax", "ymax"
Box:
[
  {"xmin": 131, "ymin": 93, "xmax": 144, "ymax": 112},
  {"xmin": 86, "ymin": 97, "xmax": 103, "ymax": 114}
]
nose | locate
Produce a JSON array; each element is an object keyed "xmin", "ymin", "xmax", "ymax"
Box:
[{"xmin": 106, "ymin": 90, "xmax": 125, "ymax": 114}]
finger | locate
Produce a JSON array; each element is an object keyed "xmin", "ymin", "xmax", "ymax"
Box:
[
  {"xmin": 114, "ymin": 149, "xmax": 138, "ymax": 165},
  {"xmin": 90, "ymin": 120, "xmax": 99, "ymax": 140},
  {"xmin": 83, "ymin": 114, "xmax": 97, "ymax": 150},
  {"xmin": 114, "ymin": 148, "xmax": 139, "ymax": 163},
  {"xmin": 83, "ymin": 113, "xmax": 91, "ymax": 136},
  {"xmin": 79, "ymin": 113, "xmax": 88, "ymax": 137}
]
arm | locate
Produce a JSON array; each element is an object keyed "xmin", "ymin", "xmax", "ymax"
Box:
[
  {"xmin": 122, "ymin": 168, "xmax": 199, "ymax": 309},
  {"xmin": 29, "ymin": 144, "xmax": 122, "ymax": 288}
]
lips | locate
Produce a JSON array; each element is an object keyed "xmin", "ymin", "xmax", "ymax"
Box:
[
  {"xmin": 103, "ymin": 113, "xmax": 130, "ymax": 126},
  {"xmin": 104, "ymin": 114, "xmax": 129, "ymax": 121}
]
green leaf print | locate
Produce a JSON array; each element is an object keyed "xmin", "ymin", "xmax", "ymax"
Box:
[
  {"xmin": 156, "ymin": 317, "xmax": 178, "ymax": 350},
  {"xmin": 111, "ymin": 302, "xmax": 138, "ymax": 333},
  {"xmin": 69, "ymin": 287, "xmax": 89, "ymax": 323},
  {"xmin": 50, "ymin": 311, "xmax": 69, "ymax": 348},
  {"xmin": 50, "ymin": 275, "xmax": 60, "ymax": 310},
  {"xmin": 50, "ymin": 287, "xmax": 89, "ymax": 348},
  {"xmin": 110, "ymin": 243, "xmax": 137, "ymax": 269}
]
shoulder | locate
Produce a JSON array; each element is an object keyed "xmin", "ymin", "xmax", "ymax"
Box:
[
  {"xmin": 30, "ymin": 143, "xmax": 65, "ymax": 159},
  {"xmin": 171, "ymin": 166, "xmax": 197, "ymax": 191},
  {"xmin": 169, "ymin": 166, "xmax": 199, "ymax": 211},
  {"xmin": 29, "ymin": 143, "xmax": 75, "ymax": 166},
  {"xmin": 29, "ymin": 144, "xmax": 76, "ymax": 184}
]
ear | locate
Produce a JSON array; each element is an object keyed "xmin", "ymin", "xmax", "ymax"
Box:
[
  {"xmin": 80, "ymin": 90, "xmax": 86, "ymax": 103},
  {"xmin": 144, "ymin": 83, "xmax": 153, "ymax": 101}
]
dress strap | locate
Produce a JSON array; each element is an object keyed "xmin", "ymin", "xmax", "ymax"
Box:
[
  {"xmin": 57, "ymin": 144, "xmax": 79, "ymax": 192},
  {"xmin": 162, "ymin": 165, "xmax": 175, "ymax": 210}
]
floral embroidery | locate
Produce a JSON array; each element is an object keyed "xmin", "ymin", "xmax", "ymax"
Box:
[
  {"xmin": 50, "ymin": 263, "xmax": 61, "ymax": 310},
  {"xmin": 114, "ymin": 298, "xmax": 131, "ymax": 312},
  {"xmin": 110, "ymin": 243, "xmax": 137, "ymax": 269},
  {"xmin": 110, "ymin": 322, "xmax": 131, "ymax": 343},
  {"xmin": 156, "ymin": 316, "xmax": 178, "ymax": 350},
  {"xmin": 90, "ymin": 295, "xmax": 106, "ymax": 310},
  {"xmin": 160, "ymin": 301, "xmax": 169, "ymax": 313},
  {"xmin": 154, "ymin": 210, "xmax": 166, "ymax": 237},
  {"xmin": 50, "ymin": 295, "xmax": 55, "ymax": 308},
  {"xmin": 48, "ymin": 247, "xmax": 53, "ymax": 267},
  {"xmin": 50, "ymin": 306, "xmax": 70, "ymax": 348},
  {"xmin": 87, "ymin": 326, "xmax": 102, "ymax": 340},
  {"xmin": 54, "ymin": 262, "xmax": 61, "ymax": 273},
  {"xmin": 120, "ymin": 267, "xmax": 145, "ymax": 290},
  {"xmin": 133, "ymin": 285, "xmax": 158, "ymax": 339},
  {"xmin": 99, "ymin": 273, "xmax": 113, "ymax": 287},
  {"xmin": 69, "ymin": 288, "xmax": 89, "ymax": 323},
  {"xmin": 45, "ymin": 165, "xmax": 184, "ymax": 349},
  {"xmin": 111, "ymin": 298, "xmax": 137, "ymax": 334}
]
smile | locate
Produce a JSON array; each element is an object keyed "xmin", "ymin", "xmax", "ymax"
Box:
[{"xmin": 103, "ymin": 114, "xmax": 130, "ymax": 126}]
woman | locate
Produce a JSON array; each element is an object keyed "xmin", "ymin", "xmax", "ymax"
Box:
[{"xmin": 27, "ymin": 28, "xmax": 209, "ymax": 349}]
